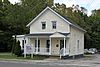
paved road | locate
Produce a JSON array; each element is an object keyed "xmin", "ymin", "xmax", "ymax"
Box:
[
  {"xmin": 0, "ymin": 60, "xmax": 100, "ymax": 67},
  {"xmin": 0, "ymin": 54, "xmax": 100, "ymax": 67},
  {"xmin": 0, "ymin": 61, "xmax": 79, "ymax": 67}
]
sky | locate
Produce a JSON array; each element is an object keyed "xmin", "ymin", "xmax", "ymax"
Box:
[{"xmin": 9, "ymin": 0, "xmax": 100, "ymax": 15}]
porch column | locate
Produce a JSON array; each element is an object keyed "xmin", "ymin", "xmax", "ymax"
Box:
[
  {"xmin": 36, "ymin": 37, "xmax": 38, "ymax": 54},
  {"xmin": 64, "ymin": 37, "xmax": 66, "ymax": 56},
  {"xmin": 49, "ymin": 38, "xmax": 51, "ymax": 55}
]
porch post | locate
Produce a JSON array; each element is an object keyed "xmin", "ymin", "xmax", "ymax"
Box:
[
  {"xmin": 49, "ymin": 37, "xmax": 51, "ymax": 55},
  {"xmin": 64, "ymin": 37, "xmax": 66, "ymax": 56},
  {"xmin": 36, "ymin": 37, "xmax": 38, "ymax": 54}
]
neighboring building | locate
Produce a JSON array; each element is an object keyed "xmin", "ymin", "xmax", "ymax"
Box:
[
  {"xmin": 72, "ymin": 5, "xmax": 88, "ymax": 15},
  {"xmin": 91, "ymin": 10, "xmax": 96, "ymax": 16},
  {"xmin": 72, "ymin": 5, "xmax": 80, "ymax": 12},
  {"xmin": 80, "ymin": 7, "xmax": 87, "ymax": 15},
  {"xmin": 15, "ymin": 7, "xmax": 86, "ymax": 58}
]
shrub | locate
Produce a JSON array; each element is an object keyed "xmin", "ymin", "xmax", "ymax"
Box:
[{"xmin": 14, "ymin": 40, "xmax": 22, "ymax": 57}]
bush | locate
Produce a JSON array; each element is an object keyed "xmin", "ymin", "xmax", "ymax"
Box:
[{"xmin": 14, "ymin": 40, "xmax": 22, "ymax": 57}]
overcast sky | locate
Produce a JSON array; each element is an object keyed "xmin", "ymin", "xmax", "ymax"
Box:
[{"xmin": 9, "ymin": 0, "xmax": 100, "ymax": 15}]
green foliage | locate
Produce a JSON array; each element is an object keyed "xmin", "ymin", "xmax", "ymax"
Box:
[
  {"xmin": 46, "ymin": 0, "xmax": 54, "ymax": 7},
  {"xmin": 0, "ymin": 0, "xmax": 50, "ymax": 52},
  {"xmin": 14, "ymin": 40, "xmax": 22, "ymax": 56},
  {"xmin": 88, "ymin": 10, "xmax": 100, "ymax": 49},
  {"xmin": 0, "ymin": 0, "xmax": 14, "ymax": 52}
]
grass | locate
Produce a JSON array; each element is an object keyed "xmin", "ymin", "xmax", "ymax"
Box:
[
  {"xmin": 82, "ymin": 54, "xmax": 95, "ymax": 60},
  {"xmin": 0, "ymin": 52, "xmax": 48, "ymax": 60}
]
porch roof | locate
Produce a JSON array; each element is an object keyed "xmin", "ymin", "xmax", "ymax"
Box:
[
  {"xmin": 50, "ymin": 32, "xmax": 67, "ymax": 38},
  {"xmin": 25, "ymin": 32, "xmax": 69, "ymax": 37}
]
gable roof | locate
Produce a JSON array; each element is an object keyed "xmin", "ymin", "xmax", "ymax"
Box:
[
  {"xmin": 50, "ymin": 32, "xmax": 66, "ymax": 38},
  {"xmin": 26, "ymin": 6, "xmax": 86, "ymax": 32}
]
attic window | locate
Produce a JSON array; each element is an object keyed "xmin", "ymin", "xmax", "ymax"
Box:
[
  {"xmin": 52, "ymin": 21, "xmax": 57, "ymax": 29},
  {"xmin": 41, "ymin": 22, "xmax": 46, "ymax": 29}
]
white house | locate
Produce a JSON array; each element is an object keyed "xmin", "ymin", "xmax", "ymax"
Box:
[{"xmin": 15, "ymin": 7, "xmax": 86, "ymax": 58}]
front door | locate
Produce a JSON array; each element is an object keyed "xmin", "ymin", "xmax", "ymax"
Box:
[
  {"xmin": 60, "ymin": 40, "xmax": 64, "ymax": 50},
  {"xmin": 46, "ymin": 40, "xmax": 50, "ymax": 52}
]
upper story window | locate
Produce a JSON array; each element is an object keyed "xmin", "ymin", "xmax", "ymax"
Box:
[
  {"xmin": 41, "ymin": 22, "xmax": 46, "ymax": 29},
  {"xmin": 52, "ymin": 21, "xmax": 57, "ymax": 29}
]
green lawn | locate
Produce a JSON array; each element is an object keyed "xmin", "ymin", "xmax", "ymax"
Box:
[{"xmin": 0, "ymin": 53, "xmax": 48, "ymax": 60}]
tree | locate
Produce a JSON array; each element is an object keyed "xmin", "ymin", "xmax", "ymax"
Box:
[
  {"xmin": 0, "ymin": 0, "xmax": 50, "ymax": 52},
  {"xmin": 0, "ymin": 0, "xmax": 13, "ymax": 52},
  {"xmin": 46, "ymin": 0, "xmax": 54, "ymax": 7},
  {"xmin": 88, "ymin": 9, "xmax": 100, "ymax": 49}
]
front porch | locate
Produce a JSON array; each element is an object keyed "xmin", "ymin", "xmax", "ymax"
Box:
[{"xmin": 24, "ymin": 32, "xmax": 70, "ymax": 58}]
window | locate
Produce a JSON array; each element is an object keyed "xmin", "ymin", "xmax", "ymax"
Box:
[
  {"xmin": 22, "ymin": 40, "xmax": 26, "ymax": 49},
  {"xmin": 41, "ymin": 22, "xmax": 46, "ymax": 29},
  {"xmin": 22, "ymin": 40, "xmax": 24, "ymax": 49},
  {"xmin": 77, "ymin": 40, "xmax": 79, "ymax": 51},
  {"xmin": 60, "ymin": 40, "xmax": 66, "ymax": 50},
  {"xmin": 35, "ymin": 40, "xmax": 40, "ymax": 52},
  {"xmin": 46, "ymin": 40, "xmax": 50, "ymax": 52},
  {"xmin": 35, "ymin": 40, "xmax": 37, "ymax": 52},
  {"xmin": 25, "ymin": 40, "xmax": 26, "ymax": 43},
  {"xmin": 52, "ymin": 21, "xmax": 56, "ymax": 29}
]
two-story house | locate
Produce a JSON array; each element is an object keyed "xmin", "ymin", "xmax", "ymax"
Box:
[{"xmin": 15, "ymin": 7, "xmax": 86, "ymax": 58}]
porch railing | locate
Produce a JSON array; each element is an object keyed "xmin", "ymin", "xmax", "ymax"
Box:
[
  {"xmin": 60, "ymin": 48, "xmax": 64, "ymax": 56},
  {"xmin": 33, "ymin": 47, "xmax": 50, "ymax": 55},
  {"xmin": 59, "ymin": 48, "xmax": 68, "ymax": 59}
]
